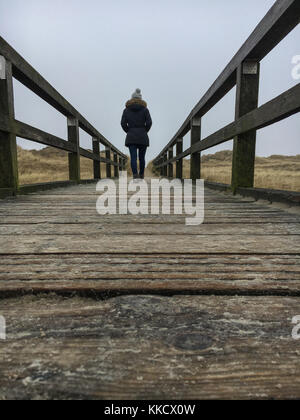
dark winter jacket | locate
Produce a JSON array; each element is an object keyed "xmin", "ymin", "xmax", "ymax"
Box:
[{"xmin": 121, "ymin": 99, "xmax": 152, "ymax": 147}]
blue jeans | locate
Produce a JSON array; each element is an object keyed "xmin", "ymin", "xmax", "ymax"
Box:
[{"xmin": 128, "ymin": 145, "xmax": 147, "ymax": 176}]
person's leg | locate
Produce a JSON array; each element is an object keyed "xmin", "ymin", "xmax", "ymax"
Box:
[
  {"xmin": 129, "ymin": 145, "xmax": 138, "ymax": 177},
  {"xmin": 138, "ymin": 146, "xmax": 147, "ymax": 178}
]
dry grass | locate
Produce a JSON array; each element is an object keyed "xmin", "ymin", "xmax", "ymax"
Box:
[
  {"xmin": 180, "ymin": 150, "xmax": 300, "ymax": 192},
  {"xmin": 17, "ymin": 146, "xmax": 300, "ymax": 192},
  {"xmin": 17, "ymin": 146, "xmax": 130, "ymax": 185}
]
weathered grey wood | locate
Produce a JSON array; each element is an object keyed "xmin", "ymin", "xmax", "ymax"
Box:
[
  {"xmin": 118, "ymin": 156, "xmax": 122, "ymax": 174},
  {"xmin": 0, "ymin": 116, "xmax": 110, "ymax": 167},
  {"xmin": 0, "ymin": 37, "xmax": 126, "ymax": 158},
  {"xmin": 0, "ymin": 179, "xmax": 300, "ymax": 399},
  {"xmin": 113, "ymin": 153, "xmax": 119, "ymax": 178},
  {"xmin": 167, "ymin": 147, "xmax": 173, "ymax": 178},
  {"xmin": 0, "ymin": 233, "xmax": 300, "ymax": 254},
  {"xmin": 176, "ymin": 138, "xmax": 183, "ymax": 179},
  {"xmin": 92, "ymin": 138, "xmax": 101, "ymax": 180},
  {"xmin": 1, "ymin": 252, "xmax": 300, "ymax": 297},
  {"xmin": 232, "ymin": 60, "xmax": 260, "ymax": 190},
  {"xmin": 190, "ymin": 117, "xmax": 201, "ymax": 181},
  {"xmin": 157, "ymin": 157, "xmax": 163, "ymax": 177},
  {"xmin": 153, "ymin": 0, "xmax": 300, "ymax": 162},
  {"xmin": 0, "ymin": 222, "xmax": 299, "ymax": 236},
  {"xmin": 0, "ymin": 294, "xmax": 300, "ymax": 400},
  {"xmin": 105, "ymin": 147, "xmax": 111, "ymax": 178},
  {"xmin": 163, "ymin": 153, "xmax": 168, "ymax": 177},
  {"xmin": 156, "ymin": 83, "xmax": 300, "ymax": 168},
  {"xmin": 67, "ymin": 118, "xmax": 80, "ymax": 183},
  {"xmin": 0, "ymin": 57, "xmax": 18, "ymax": 198},
  {"xmin": 0, "ymin": 116, "xmax": 76, "ymax": 153}
]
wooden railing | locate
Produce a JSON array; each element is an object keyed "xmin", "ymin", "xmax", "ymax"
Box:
[
  {"xmin": 0, "ymin": 37, "xmax": 127, "ymax": 198},
  {"xmin": 153, "ymin": 0, "xmax": 300, "ymax": 192}
]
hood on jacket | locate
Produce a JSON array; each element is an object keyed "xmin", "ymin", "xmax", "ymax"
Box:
[{"xmin": 126, "ymin": 98, "xmax": 147, "ymax": 111}]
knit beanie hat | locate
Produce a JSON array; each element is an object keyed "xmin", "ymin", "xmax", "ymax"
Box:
[{"xmin": 131, "ymin": 88, "xmax": 142, "ymax": 100}]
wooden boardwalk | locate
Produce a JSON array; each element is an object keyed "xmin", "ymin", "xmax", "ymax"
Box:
[
  {"xmin": 0, "ymin": 180, "xmax": 300, "ymax": 399},
  {"xmin": 1, "ymin": 0, "xmax": 300, "ymax": 400}
]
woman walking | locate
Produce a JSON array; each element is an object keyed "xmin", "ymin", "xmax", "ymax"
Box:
[{"xmin": 121, "ymin": 89, "xmax": 152, "ymax": 179}]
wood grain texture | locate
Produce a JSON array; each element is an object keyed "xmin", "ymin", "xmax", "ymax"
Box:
[
  {"xmin": 0, "ymin": 294, "xmax": 299, "ymax": 400},
  {"xmin": 0, "ymin": 181, "xmax": 300, "ymax": 399}
]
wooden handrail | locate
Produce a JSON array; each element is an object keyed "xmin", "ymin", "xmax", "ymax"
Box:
[
  {"xmin": 153, "ymin": 0, "xmax": 300, "ymax": 191},
  {"xmin": 155, "ymin": 83, "xmax": 300, "ymax": 167},
  {"xmin": 0, "ymin": 37, "xmax": 127, "ymax": 197}
]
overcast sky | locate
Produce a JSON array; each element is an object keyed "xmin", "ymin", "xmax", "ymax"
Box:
[{"xmin": 0, "ymin": 0, "xmax": 299, "ymax": 159}]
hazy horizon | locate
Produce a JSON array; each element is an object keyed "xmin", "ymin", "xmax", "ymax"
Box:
[{"xmin": 0, "ymin": 0, "xmax": 299, "ymax": 160}]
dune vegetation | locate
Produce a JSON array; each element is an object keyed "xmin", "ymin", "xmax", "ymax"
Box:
[
  {"xmin": 197, "ymin": 150, "xmax": 300, "ymax": 192},
  {"xmin": 17, "ymin": 146, "xmax": 300, "ymax": 192}
]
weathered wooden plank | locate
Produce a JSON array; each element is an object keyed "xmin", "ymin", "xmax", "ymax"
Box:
[
  {"xmin": 0, "ymin": 278, "xmax": 299, "ymax": 295},
  {"xmin": 1, "ymin": 252, "xmax": 299, "ymax": 295},
  {"xmin": 1, "ymin": 253, "xmax": 299, "ymax": 263},
  {"xmin": 0, "ymin": 222, "xmax": 299, "ymax": 235},
  {"xmin": 0, "ymin": 204, "xmax": 292, "ymax": 212},
  {"xmin": 1, "ymin": 269, "xmax": 299, "ymax": 281},
  {"xmin": 0, "ymin": 234, "xmax": 299, "ymax": 254},
  {"xmin": 0, "ymin": 205, "xmax": 289, "ymax": 213},
  {"xmin": 0, "ymin": 295, "xmax": 299, "ymax": 400},
  {"xmin": 0, "ymin": 216, "xmax": 299, "ymax": 225}
]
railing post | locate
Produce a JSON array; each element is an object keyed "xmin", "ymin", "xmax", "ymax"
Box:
[
  {"xmin": 161, "ymin": 155, "xmax": 165, "ymax": 177},
  {"xmin": 176, "ymin": 138, "xmax": 183, "ymax": 179},
  {"xmin": 114, "ymin": 153, "xmax": 119, "ymax": 178},
  {"xmin": 190, "ymin": 117, "xmax": 201, "ymax": 181},
  {"xmin": 0, "ymin": 56, "xmax": 18, "ymax": 197},
  {"xmin": 159, "ymin": 158, "xmax": 164, "ymax": 177},
  {"xmin": 232, "ymin": 59, "xmax": 260, "ymax": 191},
  {"xmin": 92, "ymin": 138, "xmax": 101, "ymax": 180},
  {"xmin": 163, "ymin": 153, "xmax": 168, "ymax": 177},
  {"xmin": 123, "ymin": 158, "xmax": 126, "ymax": 171},
  {"xmin": 68, "ymin": 117, "xmax": 80, "ymax": 183},
  {"xmin": 168, "ymin": 147, "xmax": 173, "ymax": 178},
  {"xmin": 119, "ymin": 156, "xmax": 123, "ymax": 171},
  {"xmin": 106, "ymin": 147, "xmax": 111, "ymax": 178}
]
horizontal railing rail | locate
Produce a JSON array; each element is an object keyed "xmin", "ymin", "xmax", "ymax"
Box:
[
  {"xmin": 0, "ymin": 36, "xmax": 127, "ymax": 198},
  {"xmin": 153, "ymin": 0, "xmax": 300, "ymax": 191}
]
